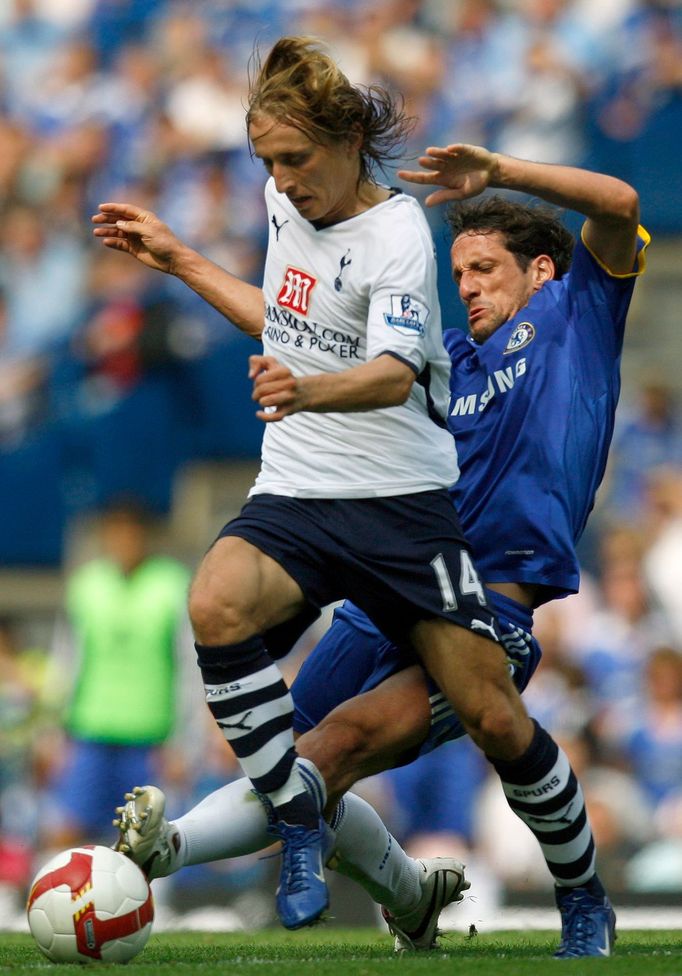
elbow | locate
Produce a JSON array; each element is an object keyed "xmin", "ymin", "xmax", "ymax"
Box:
[
  {"xmin": 383, "ymin": 375, "xmax": 414, "ymax": 407},
  {"xmin": 384, "ymin": 362, "xmax": 416, "ymax": 407},
  {"xmin": 395, "ymin": 373, "xmax": 415, "ymax": 405},
  {"xmin": 400, "ymin": 376, "xmax": 415, "ymax": 404},
  {"xmin": 613, "ymin": 181, "xmax": 640, "ymax": 229}
]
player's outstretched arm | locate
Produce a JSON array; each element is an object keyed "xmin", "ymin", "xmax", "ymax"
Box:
[
  {"xmin": 399, "ymin": 144, "xmax": 640, "ymax": 275},
  {"xmin": 249, "ymin": 353, "xmax": 416, "ymax": 422},
  {"xmin": 92, "ymin": 203, "xmax": 264, "ymax": 339}
]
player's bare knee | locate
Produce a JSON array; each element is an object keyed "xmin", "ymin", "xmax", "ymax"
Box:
[
  {"xmin": 461, "ymin": 697, "xmax": 528, "ymax": 755},
  {"xmin": 188, "ymin": 585, "xmax": 247, "ymax": 644}
]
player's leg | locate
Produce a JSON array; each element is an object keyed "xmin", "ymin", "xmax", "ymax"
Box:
[
  {"xmin": 295, "ymin": 665, "xmax": 470, "ymax": 949},
  {"xmin": 296, "ymin": 665, "xmax": 433, "ymax": 806},
  {"xmin": 411, "ymin": 613, "xmax": 614, "ymax": 957},
  {"xmin": 115, "ymin": 772, "xmax": 469, "ymax": 952},
  {"xmin": 189, "ymin": 534, "xmax": 330, "ymax": 929},
  {"xmin": 115, "ymin": 658, "xmax": 470, "ymax": 950}
]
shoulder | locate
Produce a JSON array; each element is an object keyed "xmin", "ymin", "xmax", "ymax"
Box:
[
  {"xmin": 443, "ymin": 327, "xmax": 470, "ymax": 359},
  {"xmin": 364, "ymin": 193, "xmax": 435, "ymax": 265},
  {"xmin": 381, "ymin": 191, "xmax": 431, "ymax": 233}
]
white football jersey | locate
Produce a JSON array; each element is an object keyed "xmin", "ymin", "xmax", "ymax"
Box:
[{"xmin": 250, "ymin": 178, "xmax": 458, "ymax": 498}]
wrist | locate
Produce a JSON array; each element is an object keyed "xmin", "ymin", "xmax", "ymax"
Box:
[
  {"xmin": 295, "ymin": 376, "xmax": 313, "ymax": 413},
  {"xmin": 488, "ymin": 151, "xmax": 506, "ymax": 188},
  {"xmin": 168, "ymin": 242, "xmax": 201, "ymax": 279}
]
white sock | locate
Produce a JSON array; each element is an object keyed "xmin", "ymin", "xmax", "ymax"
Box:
[
  {"xmin": 173, "ymin": 779, "xmax": 271, "ymax": 868},
  {"xmin": 296, "ymin": 757, "xmax": 328, "ymax": 812},
  {"xmin": 330, "ymin": 792, "xmax": 422, "ymax": 915},
  {"xmin": 166, "ymin": 765, "xmax": 421, "ymax": 917},
  {"xmin": 171, "ymin": 758, "xmax": 328, "ymax": 870}
]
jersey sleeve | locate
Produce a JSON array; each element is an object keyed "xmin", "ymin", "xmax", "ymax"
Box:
[
  {"xmin": 364, "ymin": 203, "xmax": 441, "ymax": 374},
  {"xmin": 564, "ymin": 226, "xmax": 649, "ymax": 349}
]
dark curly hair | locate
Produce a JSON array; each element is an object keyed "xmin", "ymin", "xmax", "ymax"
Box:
[
  {"xmin": 246, "ymin": 36, "xmax": 415, "ymax": 184},
  {"xmin": 446, "ymin": 196, "xmax": 575, "ymax": 278}
]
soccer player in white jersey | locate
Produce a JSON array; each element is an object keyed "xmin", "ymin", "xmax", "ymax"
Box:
[
  {"xmin": 109, "ymin": 141, "xmax": 644, "ymax": 957},
  {"xmin": 93, "ymin": 36, "xmax": 519, "ymax": 932}
]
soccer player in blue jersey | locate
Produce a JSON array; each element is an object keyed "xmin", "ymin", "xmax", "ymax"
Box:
[
  {"xmin": 291, "ymin": 144, "xmax": 646, "ymax": 956},
  {"xmin": 113, "ymin": 145, "xmax": 645, "ymax": 957}
]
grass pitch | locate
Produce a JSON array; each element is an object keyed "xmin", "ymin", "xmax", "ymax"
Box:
[{"xmin": 2, "ymin": 929, "xmax": 682, "ymax": 975}]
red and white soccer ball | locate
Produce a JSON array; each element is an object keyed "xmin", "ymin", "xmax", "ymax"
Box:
[{"xmin": 27, "ymin": 845, "xmax": 154, "ymax": 963}]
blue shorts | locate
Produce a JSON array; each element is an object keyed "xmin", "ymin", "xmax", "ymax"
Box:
[
  {"xmin": 47, "ymin": 740, "xmax": 158, "ymax": 838},
  {"xmin": 218, "ymin": 491, "xmax": 503, "ymax": 651},
  {"xmin": 292, "ymin": 590, "xmax": 541, "ymax": 760}
]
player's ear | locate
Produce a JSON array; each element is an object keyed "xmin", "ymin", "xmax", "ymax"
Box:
[{"xmin": 531, "ymin": 254, "xmax": 555, "ymax": 290}]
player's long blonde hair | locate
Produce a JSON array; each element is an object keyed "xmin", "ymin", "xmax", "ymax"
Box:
[{"xmin": 246, "ymin": 35, "xmax": 414, "ymax": 183}]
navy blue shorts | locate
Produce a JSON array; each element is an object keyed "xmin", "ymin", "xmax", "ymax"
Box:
[
  {"xmin": 218, "ymin": 491, "xmax": 502, "ymax": 650},
  {"xmin": 291, "ymin": 590, "xmax": 541, "ymax": 761}
]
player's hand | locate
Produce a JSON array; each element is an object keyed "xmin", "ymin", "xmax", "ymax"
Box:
[
  {"xmin": 249, "ymin": 355, "xmax": 303, "ymax": 422},
  {"xmin": 91, "ymin": 203, "xmax": 184, "ymax": 273},
  {"xmin": 398, "ymin": 144, "xmax": 499, "ymax": 206}
]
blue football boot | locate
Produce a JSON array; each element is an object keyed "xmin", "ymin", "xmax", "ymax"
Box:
[
  {"xmin": 267, "ymin": 814, "xmax": 335, "ymax": 930},
  {"xmin": 554, "ymin": 880, "xmax": 616, "ymax": 958}
]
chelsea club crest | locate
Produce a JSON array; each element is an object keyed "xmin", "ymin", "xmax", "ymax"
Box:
[{"xmin": 504, "ymin": 321, "xmax": 536, "ymax": 354}]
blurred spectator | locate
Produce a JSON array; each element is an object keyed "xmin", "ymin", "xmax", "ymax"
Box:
[
  {"xmin": 0, "ymin": 0, "xmax": 66, "ymax": 120},
  {"xmin": 573, "ymin": 525, "xmax": 674, "ymax": 710},
  {"xmin": 625, "ymin": 791, "xmax": 682, "ymax": 892},
  {"xmin": 602, "ymin": 646, "xmax": 682, "ymax": 804},
  {"xmin": 40, "ymin": 497, "xmax": 198, "ymax": 852},
  {"xmin": 428, "ymin": 0, "xmax": 528, "ymax": 150},
  {"xmin": 494, "ymin": 0, "xmax": 609, "ymax": 164},
  {"xmin": 595, "ymin": 0, "xmax": 682, "ymax": 145},
  {"xmin": 0, "ymin": 616, "xmax": 53, "ymax": 902},
  {"xmin": 606, "ymin": 377, "xmax": 682, "ymax": 518},
  {"xmin": 0, "ymin": 202, "xmax": 86, "ymax": 359},
  {"xmin": 61, "ymin": 248, "xmax": 184, "ymax": 414},
  {"xmin": 641, "ymin": 466, "xmax": 682, "ymax": 645},
  {"xmin": 0, "ymin": 201, "xmax": 88, "ymax": 445}
]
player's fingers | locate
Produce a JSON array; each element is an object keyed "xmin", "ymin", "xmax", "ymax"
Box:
[
  {"xmin": 248, "ymin": 354, "xmax": 279, "ymax": 378},
  {"xmin": 256, "ymin": 406, "xmax": 286, "ymax": 422},
  {"xmin": 444, "ymin": 143, "xmax": 476, "ymax": 154},
  {"xmin": 252, "ymin": 377, "xmax": 294, "ymax": 404},
  {"xmin": 422, "ymin": 146, "xmax": 455, "ymax": 160},
  {"xmin": 97, "ymin": 202, "xmax": 146, "ymax": 220},
  {"xmin": 113, "ymin": 219, "xmax": 147, "ymax": 236},
  {"xmin": 100, "ymin": 236, "xmax": 132, "ymax": 251},
  {"xmin": 423, "ymin": 188, "xmax": 465, "ymax": 207},
  {"xmin": 397, "ymin": 169, "xmax": 437, "ymax": 185}
]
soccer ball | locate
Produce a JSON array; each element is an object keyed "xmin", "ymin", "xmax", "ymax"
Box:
[{"xmin": 27, "ymin": 845, "xmax": 154, "ymax": 963}]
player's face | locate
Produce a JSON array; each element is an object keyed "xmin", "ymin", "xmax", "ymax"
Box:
[
  {"xmin": 249, "ymin": 114, "xmax": 362, "ymax": 226},
  {"xmin": 451, "ymin": 230, "xmax": 541, "ymax": 344}
]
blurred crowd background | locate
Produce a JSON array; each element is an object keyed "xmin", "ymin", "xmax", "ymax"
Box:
[{"xmin": 1, "ymin": 0, "xmax": 682, "ymax": 931}]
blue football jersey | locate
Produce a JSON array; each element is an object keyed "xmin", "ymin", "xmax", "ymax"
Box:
[{"xmin": 445, "ymin": 229, "xmax": 649, "ymax": 603}]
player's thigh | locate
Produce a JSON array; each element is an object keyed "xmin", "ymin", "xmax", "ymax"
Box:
[
  {"xmin": 189, "ymin": 534, "xmax": 306, "ymax": 637},
  {"xmin": 297, "ymin": 666, "xmax": 432, "ymax": 791},
  {"xmin": 410, "ymin": 616, "xmax": 521, "ymax": 725}
]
